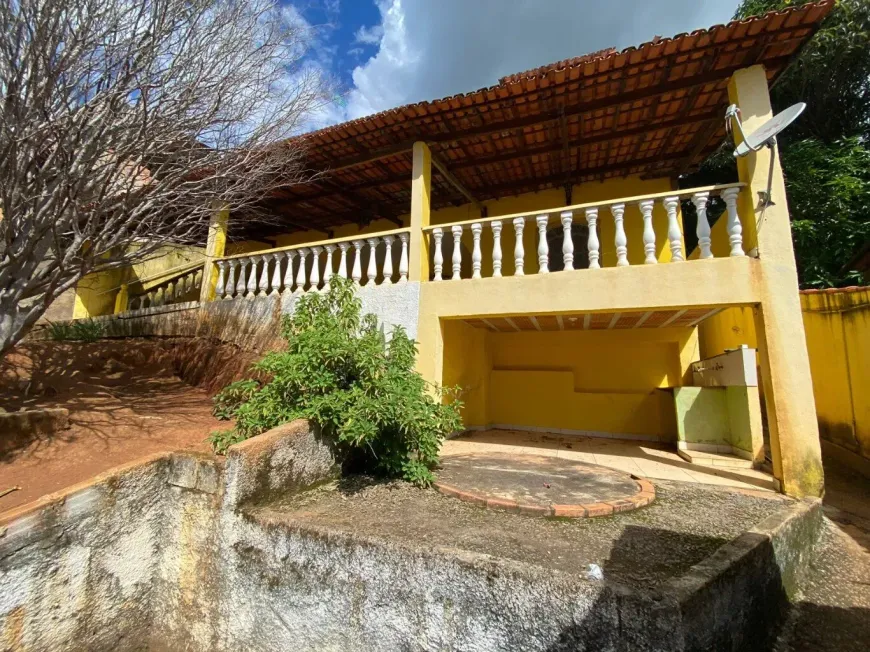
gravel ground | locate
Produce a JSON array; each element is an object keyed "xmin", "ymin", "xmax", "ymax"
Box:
[{"xmin": 262, "ymin": 476, "xmax": 793, "ymax": 590}]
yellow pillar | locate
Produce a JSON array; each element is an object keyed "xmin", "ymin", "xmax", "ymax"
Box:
[
  {"xmin": 409, "ymin": 141, "xmax": 432, "ymax": 282},
  {"xmin": 199, "ymin": 201, "xmax": 229, "ymax": 303},
  {"xmin": 729, "ymin": 65, "xmax": 823, "ymax": 497},
  {"xmin": 113, "ymin": 284, "xmax": 129, "ymax": 314}
]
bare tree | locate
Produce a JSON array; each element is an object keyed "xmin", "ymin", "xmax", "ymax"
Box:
[{"xmin": 0, "ymin": 0, "xmax": 331, "ymax": 354}]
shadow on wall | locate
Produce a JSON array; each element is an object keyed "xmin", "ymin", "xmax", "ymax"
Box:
[{"xmin": 545, "ymin": 524, "xmax": 788, "ymax": 652}]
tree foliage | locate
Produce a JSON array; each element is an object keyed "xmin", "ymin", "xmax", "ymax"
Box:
[
  {"xmin": 209, "ymin": 278, "xmax": 464, "ymax": 487},
  {"xmin": 683, "ymin": 0, "xmax": 870, "ymax": 287}
]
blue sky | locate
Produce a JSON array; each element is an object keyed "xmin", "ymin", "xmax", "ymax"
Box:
[{"xmin": 290, "ymin": 0, "xmax": 742, "ymax": 130}]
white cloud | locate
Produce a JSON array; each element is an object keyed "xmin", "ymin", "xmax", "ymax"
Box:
[
  {"xmin": 335, "ymin": 0, "xmax": 740, "ymax": 122},
  {"xmin": 354, "ymin": 23, "xmax": 384, "ymax": 45}
]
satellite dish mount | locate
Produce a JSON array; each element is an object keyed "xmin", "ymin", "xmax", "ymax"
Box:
[
  {"xmin": 724, "ymin": 102, "xmax": 806, "ymax": 218},
  {"xmin": 725, "ymin": 102, "xmax": 805, "ymax": 158}
]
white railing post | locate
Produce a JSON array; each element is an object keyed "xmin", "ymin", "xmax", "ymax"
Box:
[
  {"xmin": 269, "ymin": 253, "xmax": 282, "ymax": 295},
  {"xmin": 310, "ymin": 246, "xmax": 322, "ymax": 290},
  {"xmin": 491, "ymin": 221, "xmax": 503, "ymax": 278},
  {"xmin": 585, "ymin": 208, "xmax": 600, "ymax": 269},
  {"xmin": 282, "ymin": 251, "xmax": 296, "ymax": 293},
  {"xmin": 611, "ymin": 203, "xmax": 629, "ymax": 266},
  {"xmin": 226, "ymin": 260, "xmax": 238, "ymax": 299},
  {"xmin": 639, "ymin": 200, "xmax": 657, "ymax": 264},
  {"xmin": 560, "ymin": 211, "xmax": 574, "ymax": 271},
  {"xmin": 471, "ymin": 223, "xmax": 483, "ymax": 279},
  {"xmin": 381, "ymin": 236, "xmax": 394, "ymax": 284},
  {"xmin": 366, "ymin": 238, "xmax": 379, "ymax": 285},
  {"xmin": 351, "ymin": 240, "xmax": 363, "ymax": 285},
  {"xmin": 257, "ymin": 255, "xmax": 270, "ymax": 296},
  {"xmin": 432, "ymin": 228, "xmax": 444, "ymax": 281},
  {"xmin": 663, "ymin": 197, "xmax": 684, "ymax": 262},
  {"xmin": 513, "ymin": 217, "xmax": 525, "ymax": 276},
  {"xmin": 295, "ymin": 248, "xmax": 309, "ymax": 292},
  {"xmin": 235, "ymin": 260, "xmax": 248, "ymax": 297},
  {"xmin": 166, "ymin": 282, "xmax": 175, "ymax": 303},
  {"xmin": 536, "ymin": 214, "xmax": 550, "ymax": 273},
  {"xmin": 246, "ymin": 256, "xmax": 259, "ymax": 297},
  {"xmin": 337, "ymin": 242, "xmax": 349, "ymax": 279},
  {"xmin": 398, "ymin": 232, "xmax": 409, "ymax": 283},
  {"xmin": 215, "ymin": 261, "xmax": 227, "ymax": 298},
  {"xmin": 721, "ymin": 188, "xmax": 745, "ymax": 257},
  {"xmin": 323, "ymin": 244, "xmax": 336, "ymax": 290},
  {"xmin": 451, "ymin": 225, "xmax": 463, "ymax": 280},
  {"xmin": 692, "ymin": 192, "xmax": 713, "ymax": 259}
]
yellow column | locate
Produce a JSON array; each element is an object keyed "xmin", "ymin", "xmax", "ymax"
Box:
[
  {"xmin": 729, "ymin": 65, "xmax": 823, "ymax": 497},
  {"xmin": 199, "ymin": 201, "xmax": 229, "ymax": 303},
  {"xmin": 113, "ymin": 284, "xmax": 129, "ymax": 314},
  {"xmin": 409, "ymin": 141, "xmax": 432, "ymax": 282}
]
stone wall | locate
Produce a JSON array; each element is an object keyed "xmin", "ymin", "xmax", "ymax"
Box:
[{"xmin": 0, "ymin": 419, "xmax": 822, "ymax": 652}]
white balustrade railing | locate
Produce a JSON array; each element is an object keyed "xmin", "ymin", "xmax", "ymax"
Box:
[
  {"xmin": 212, "ymin": 228, "xmax": 411, "ymax": 300},
  {"xmin": 128, "ymin": 267, "xmax": 203, "ymax": 310},
  {"xmin": 422, "ymin": 183, "xmax": 745, "ymax": 281}
]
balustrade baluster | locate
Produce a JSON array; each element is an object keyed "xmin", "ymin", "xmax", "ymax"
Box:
[
  {"xmin": 535, "ymin": 215, "xmax": 550, "ymax": 273},
  {"xmin": 491, "ymin": 221, "xmax": 503, "ymax": 277},
  {"xmin": 513, "ymin": 217, "xmax": 525, "ymax": 276},
  {"xmin": 166, "ymin": 282, "xmax": 175, "ymax": 303},
  {"xmin": 310, "ymin": 246, "xmax": 322, "ymax": 290},
  {"xmin": 381, "ymin": 237, "xmax": 394, "ymax": 284},
  {"xmin": 398, "ymin": 233, "xmax": 409, "ymax": 282},
  {"xmin": 246, "ymin": 257, "xmax": 259, "ymax": 297},
  {"xmin": 432, "ymin": 228, "xmax": 444, "ymax": 281},
  {"xmin": 337, "ymin": 242, "xmax": 349, "ymax": 279},
  {"xmin": 295, "ymin": 249, "xmax": 309, "ymax": 292},
  {"xmin": 235, "ymin": 260, "xmax": 248, "ymax": 297},
  {"xmin": 612, "ymin": 204, "xmax": 629, "ymax": 266},
  {"xmin": 585, "ymin": 208, "xmax": 600, "ymax": 269},
  {"xmin": 471, "ymin": 223, "xmax": 483, "ymax": 279},
  {"xmin": 226, "ymin": 261, "xmax": 237, "ymax": 299},
  {"xmin": 721, "ymin": 188, "xmax": 744, "ymax": 257},
  {"xmin": 366, "ymin": 238, "xmax": 379, "ymax": 285},
  {"xmin": 560, "ymin": 211, "xmax": 574, "ymax": 270},
  {"xmin": 257, "ymin": 255, "xmax": 270, "ymax": 295},
  {"xmin": 215, "ymin": 261, "xmax": 227, "ymax": 298},
  {"xmin": 639, "ymin": 200, "xmax": 657, "ymax": 264},
  {"xmin": 269, "ymin": 253, "xmax": 282, "ymax": 294},
  {"xmin": 282, "ymin": 251, "xmax": 297, "ymax": 293},
  {"xmin": 693, "ymin": 192, "xmax": 713, "ymax": 259},
  {"xmin": 351, "ymin": 240, "xmax": 363, "ymax": 285},
  {"xmin": 451, "ymin": 225, "xmax": 463, "ymax": 280},
  {"xmin": 323, "ymin": 245, "xmax": 336, "ymax": 289},
  {"xmin": 663, "ymin": 197, "xmax": 684, "ymax": 262}
]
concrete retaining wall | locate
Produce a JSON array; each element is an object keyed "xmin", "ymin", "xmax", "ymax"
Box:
[{"xmin": 1, "ymin": 420, "xmax": 822, "ymax": 652}]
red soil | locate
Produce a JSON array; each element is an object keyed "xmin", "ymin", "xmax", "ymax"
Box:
[{"xmin": 1, "ymin": 341, "xmax": 227, "ymax": 513}]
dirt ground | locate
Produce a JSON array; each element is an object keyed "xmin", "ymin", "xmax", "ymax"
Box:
[{"xmin": 1, "ymin": 341, "xmax": 224, "ymax": 513}]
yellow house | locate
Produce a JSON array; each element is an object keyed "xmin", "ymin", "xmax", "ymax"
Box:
[{"xmin": 80, "ymin": 2, "xmax": 835, "ymax": 498}]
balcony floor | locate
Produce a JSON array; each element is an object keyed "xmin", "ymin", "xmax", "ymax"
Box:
[{"xmin": 442, "ymin": 429, "xmax": 776, "ymax": 492}]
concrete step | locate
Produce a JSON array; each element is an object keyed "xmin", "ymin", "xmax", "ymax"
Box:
[{"xmin": 677, "ymin": 449, "xmax": 755, "ymax": 469}]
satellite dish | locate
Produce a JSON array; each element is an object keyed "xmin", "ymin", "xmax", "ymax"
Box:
[{"xmin": 725, "ymin": 102, "xmax": 805, "ymax": 158}]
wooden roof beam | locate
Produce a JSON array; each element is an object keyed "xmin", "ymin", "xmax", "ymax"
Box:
[{"xmin": 430, "ymin": 151, "xmax": 485, "ymax": 216}]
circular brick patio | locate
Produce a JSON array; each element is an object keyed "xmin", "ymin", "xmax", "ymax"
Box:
[{"xmin": 434, "ymin": 452, "xmax": 655, "ymax": 517}]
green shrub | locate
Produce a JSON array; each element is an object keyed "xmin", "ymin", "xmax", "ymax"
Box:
[
  {"xmin": 209, "ymin": 277, "xmax": 463, "ymax": 486},
  {"xmin": 212, "ymin": 379, "xmax": 260, "ymax": 420},
  {"xmin": 47, "ymin": 319, "xmax": 104, "ymax": 342}
]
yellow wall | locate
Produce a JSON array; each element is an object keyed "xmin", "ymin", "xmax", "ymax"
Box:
[
  {"xmin": 442, "ymin": 324, "xmax": 695, "ymax": 440},
  {"xmin": 801, "ymin": 288, "xmax": 870, "ymax": 465},
  {"xmin": 73, "ymin": 244, "xmax": 204, "ymax": 318}
]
